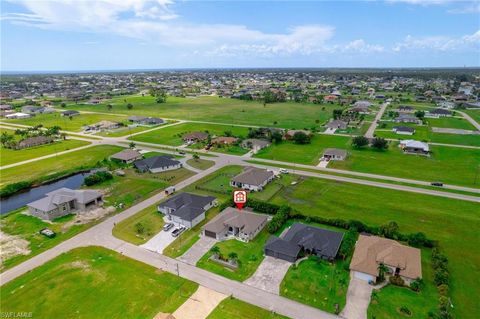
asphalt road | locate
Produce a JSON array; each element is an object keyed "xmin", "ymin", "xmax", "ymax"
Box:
[{"xmin": 364, "ymin": 102, "xmax": 389, "ymax": 138}]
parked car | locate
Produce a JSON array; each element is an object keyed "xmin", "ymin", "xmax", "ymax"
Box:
[
  {"xmin": 431, "ymin": 182, "xmax": 444, "ymax": 187},
  {"xmin": 178, "ymin": 151, "xmax": 186, "ymax": 155},
  {"xmin": 163, "ymin": 223, "xmax": 174, "ymax": 231},
  {"xmin": 171, "ymin": 226, "xmax": 186, "ymax": 237},
  {"xmin": 39, "ymin": 228, "xmax": 56, "ymax": 238},
  {"xmin": 279, "ymin": 168, "xmax": 289, "ymax": 174}
]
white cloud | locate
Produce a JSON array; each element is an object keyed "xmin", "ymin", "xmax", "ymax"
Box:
[
  {"xmin": 386, "ymin": 0, "xmax": 451, "ymax": 5},
  {"xmin": 448, "ymin": 2, "xmax": 480, "ymax": 14},
  {"xmin": 393, "ymin": 30, "xmax": 480, "ymax": 52}
]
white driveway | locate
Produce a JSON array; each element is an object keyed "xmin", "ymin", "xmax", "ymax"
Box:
[
  {"xmin": 317, "ymin": 159, "xmax": 329, "ymax": 168},
  {"xmin": 324, "ymin": 128, "xmax": 337, "ymax": 134},
  {"xmin": 244, "ymin": 256, "xmax": 292, "ymax": 295},
  {"xmin": 172, "ymin": 285, "xmax": 227, "ymax": 319},
  {"xmin": 340, "ymin": 276, "xmax": 374, "ymax": 319},
  {"xmin": 140, "ymin": 220, "xmax": 178, "ymax": 254},
  {"xmin": 178, "ymin": 236, "xmax": 217, "ymax": 265}
]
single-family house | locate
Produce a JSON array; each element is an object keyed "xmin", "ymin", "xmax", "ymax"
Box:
[
  {"xmin": 264, "ymin": 223, "xmax": 344, "ymax": 262},
  {"xmin": 397, "ymin": 105, "xmax": 415, "ymax": 113},
  {"xmin": 183, "ymin": 132, "xmax": 209, "ymax": 143},
  {"xmin": 285, "ymin": 130, "xmax": 311, "ymax": 140},
  {"xmin": 437, "ymin": 101, "xmax": 455, "ymax": 109},
  {"xmin": 27, "ymin": 187, "xmax": 103, "ymax": 221},
  {"xmin": 203, "ymin": 207, "xmax": 268, "ymax": 242},
  {"xmin": 158, "ymin": 192, "xmax": 216, "ymax": 228},
  {"xmin": 21, "ymin": 105, "xmax": 55, "ymax": 114},
  {"xmin": 128, "ymin": 116, "xmax": 164, "ymax": 125},
  {"xmin": 211, "ymin": 136, "xmax": 238, "ymax": 145},
  {"xmin": 399, "ymin": 140, "xmax": 430, "ymax": 156},
  {"xmin": 322, "ymin": 148, "xmax": 347, "ymax": 161},
  {"xmin": 16, "ymin": 136, "xmax": 54, "ymax": 149},
  {"xmin": 425, "ymin": 108, "xmax": 452, "ymax": 118},
  {"xmin": 110, "ymin": 149, "xmax": 143, "ymax": 164},
  {"xmin": 324, "ymin": 95, "xmax": 338, "ymax": 102},
  {"xmin": 230, "ymin": 166, "xmax": 275, "ymax": 191},
  {"xmin": 326, "ymin": 120, "xmax": 348, "ymax": 130},
  {"xmin": 350, "ymin": 234, "xmax": 422, "ymax": 285},
  {"xmin": 0, "ymin": 105, "xmax": 13, "ymax": 111},
  {"xmin": 393, "ymin": 126, "xmax": 415, "ymax": 135},
  {"xmin": 353, "ymin": 101, "xmax": 372, "ymax": 108},
  {"xmin": 5, "ymin": 112, "xmax": 31, "ymax": 119},
  {"xmin": 349, "ymin": 106, "xmax": 370, "ymax": 114},
  {"xmin": 61, "ymin": 110, "xmax": 80, "ymax": 117},
  {"xmin": 241, "ymin": 139, "xmax": 271, "ymax": 153},
  {"xmin": 133, "ymin": 155, "xmax": 182, "ymax": 173},
  {"xmin": 394, "ymin": 114, "xmax": 422, "ymax": 124}
]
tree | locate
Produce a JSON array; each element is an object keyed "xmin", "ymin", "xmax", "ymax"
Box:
[
  {"xmin": 377, "ymin": 263, "xmax": 389, "ymax": 283},
  {"xmin": 293, "ymin": 131, "xmax": 310, "ymax": 144},
  {"xmin": 0, "ymin": 132, "xmax": 15, "ymax": 148},
  {"xmin": 126, "ymin": 103, "xmax": 133, "ymax": 110},
  {"xmin": 380, "ymin": 221, "xmax": 399, "ymax": 238},
  {"xmin": 333, "ymin": 109, "xmax": 343, "ymax": 120},
  {"xmin": 352, "ymin": 136, "xmax": 369, "ymax": 148},
  {"xmin": 60, "ymin": 102, "xmax": 66, "ymax": 108},
  {"xmin": 135, "ymin": 222, "xmax": 145, "ymax": 235},
  {"xmin": 228, "ymin": 252, "xmax": 238, "ymax": 262},
  {"xmin": 210, "ymin": 246, "xmax": 220, "ymax": 257},
  {"xmin": 107, "ymin": 104, "xmax": 113, "ymax": 110},
  {"xmin": 410, "ymin": 278, "xmax": 424, "ymax": 292},
  {"xmin": 129, "ymin": 141, "xmax": 136, "ymax": 149},
  {"xmin": 150, "ymin": 88, "xmax": 168, "ymax": 103},
  {"xmin": 371, "ymin": 137, "xmax": 388, "ymax": 150},
  {"xmin": 192, "ymin": 153, "xmax": 200, "ymax": 161},
  {"xmin": 270, "ymin": 131, "xmax": 283, "ymax": 144},
  {"xmin": 415, "ymin": 110, "xmax": 425, "ymax": 119}
]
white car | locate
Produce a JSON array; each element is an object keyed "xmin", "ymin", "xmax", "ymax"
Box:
[{"xmin": 279, "ymin": 168, "xmax": 289, "ymax": 174}]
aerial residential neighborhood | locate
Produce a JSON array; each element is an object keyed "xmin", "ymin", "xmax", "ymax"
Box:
[{"xmin": 1, "ymin": 1, "xmax": 479, "ymax": 319}]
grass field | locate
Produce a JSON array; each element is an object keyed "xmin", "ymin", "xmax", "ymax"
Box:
[
  {"xmin": 0, "ymin": 138, "xmax": 89, "ymax": 166},
  {"xmin": 464, "ymin": 109, "xmax": 480, "ymax": 123},
  {"xmin": 368, "ymin": 250, "xmax": 438, "ymax": 319},
  {"xmin": 196, "ymin": 229, "xmax": 270, "ymax": 282},
  {"xmin": 63, "ymin": 95, "xmax": 340, "ymax": 129},
  {"xmin": 255, "ymin": 134, "xmax": 480, "ymax": 188},
  {"xmin": 207, "ymin": 297, "xmax": 289, "ymax": 319},
  {"xmin": 0, "ymin": 247, "xmax": 198, "ymax": 318},
  {"xmin": 265, "ymin": 175, "xmax": 480, "ymax": 319},
  {"xmin": 129, "ymin": 122, "xmax": 251, "ymax": 146},
  {"xmin": 280, "ymin": 257, "xmax": 349, "ymax": 314},
  {"xmin": 95, "ymin": 125, "xmax": 155, "ymax": 137},
  {"xmin": 0, "ymin": 145, "xmax": 123, "ymax": 187},
  {"xmin": 6, "ymin": 112, "xmax": 127, "ymax": 132},
  {"xmin": 426, "ymin": 117, "xmax": 476, "ymax": 130},
  {"xmin": 112, "ymin": 204, "xmax": 164, "ymax": 245},
  {"xmin": 186, "ymin": 158, "xmax": 215, "ymax": 170}
]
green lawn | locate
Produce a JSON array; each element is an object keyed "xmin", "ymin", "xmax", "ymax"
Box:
[
  {"xmin": 266, "ymin": 175, "xmax": 480, "ymax": 319},
  {"xmin": 129, "ymin": 122, "xmax": 251, "ymax": 146},
  {"xmin": 0, "ymin": 145, "xmax": 123, "ymax": 187},
  {"xmin": 464, "ymin": 109, "xmax": 480, "ymax": 124},
  {"xmin": 186, "ymin": 158, "xmax": 215, "ymax": 170},
  {"xmin": 280, "ymin": 257, "xmax": 349, "ymax": 314},
  {"xmin": 0, "ymin": 138, "xmax": 90, "ymax": 166},
  {"xmin": 196, "ymin": 229, "xmax": 270, "ymax": 282},
  {"xmin": 63, "ymin": 95, "xmax": 340, "ymax": 129},
  {"xmin": 207, "ymin": 297, "xmax": 289, "ymax": 319},
  {"xmin": 0, "ymin": 247, "xmax": 198, "ymax": 318},
  {"xmin": 96, "ymin": 125, "xmax": 156, "ymax": 137},
  {"xmin": 254, "ymin": 134, "xmax": 351, "ymax": 165},
  {"xmin": 7, "ymin": 112, "xmax": 127, "ymax": 132},
  {"xmin": 368, "ymin": 250, "xmax": 438, "ymax": 319},
  {"xmin": 111, "ymin": 204, "xmax": 164, "ymax": 245},
  {"xmin": 426, "ymin": 117, "xmax": 476, "ymax": 130}
]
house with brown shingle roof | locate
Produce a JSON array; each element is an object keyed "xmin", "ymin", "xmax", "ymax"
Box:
[
  {"xmin": 211, "ymin": 136, "xmax": 238, "ymax": 145},
  {"xmin": 182, "ymin": 131, "xmax": 209, "ymax": 143},
  {"xmin": 350, "ymin": 234, "xmax": 422, "ymax": 285},
  {"xmin": 110, "ymin": 149, "xmax": 143, "ymax": 164}
]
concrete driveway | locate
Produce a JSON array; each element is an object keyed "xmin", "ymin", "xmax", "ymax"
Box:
[
  {"xmin": 340, "ymin": 276, "xmax": 373, "ymax": 319},
  {"xmin": 140, "ymin": 220, "xmax": 178, "ymax": 254},
  {"xmin": 244, "ymin": 256, "xmax": 292, "ymax": 295},
  {"xmin": 178, "ymin": 235, "xmax": 217, "ymax": 265}
]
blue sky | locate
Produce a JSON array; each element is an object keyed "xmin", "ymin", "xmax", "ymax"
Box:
[{"xmin": 1, "ymin": 0, "xmax": 479, "ymax": 71}]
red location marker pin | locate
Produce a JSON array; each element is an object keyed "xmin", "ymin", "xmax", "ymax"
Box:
[{"xmin": 233, "ymin": 190, "xmax": 247, "ymax": 210}]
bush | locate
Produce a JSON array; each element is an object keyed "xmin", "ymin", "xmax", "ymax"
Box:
[
  {"xmin": 266, "ymin": 205, "xmax": 291, "ymax": 234},
  {"xmin": 410, "ymin": 278, "xmax": 423, "ymax": 292},
  {"xmin": 437, "ymin": 284, "xmax": 449, "ymax": 296},
  {"xmin": 0, "ymin": 181, "xmax": 33, "ymax": 198},
  {"xmin": 84, "ymin": 171, "xmax": 113, "ymax": 186},
  {"xmin": 338, "ymin": 229, "xmax": 358, "ymax": 259},
  {"xmin": 400, "ymin": 306, "xmax": 411, "ymax": 316},
  {"xmin": 389, "ymin": 275, "xmax": 405, "ymax": 287},
  {"xmin": 352, "ymin": 136, "xmax": 369, "ymax": 148},
  {"xmin": 434, "ymin": 269, "xmax": 449, "ymax": 286}
]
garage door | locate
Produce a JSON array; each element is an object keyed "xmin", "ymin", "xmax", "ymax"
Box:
[
  {"xmin": 354, "ymin": 271, "xmax": 375, "ymax": 282},
  {"xmin": 204, "ymin": 230, "xmax": 217, "ymax": 239}
]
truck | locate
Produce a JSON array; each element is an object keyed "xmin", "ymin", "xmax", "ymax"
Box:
[{"xmin": 165, "ymin": 186, "xmax": 176, "ymax": 195}]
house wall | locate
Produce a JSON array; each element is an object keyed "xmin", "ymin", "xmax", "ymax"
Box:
[
  {"xmin": 353, "ymin": 271, "xmax": 376, "ymax": 282},
  {"xmin": 149, "ymin": 163, "xmax": 182, "ymax": 173},
  {"xmin": 264, "ymin": 249, "xmax": 297, "ymax": 263},
  {"xmin": 28, "ymin": 203, "xmax": 72, "ymax": 221}
]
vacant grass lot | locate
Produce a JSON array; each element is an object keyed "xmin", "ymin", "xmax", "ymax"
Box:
[
  {"xmin": 427, "ymin": 117, "xmax": 476, "ymax": 130},
  {"xmin": 0, "ymin": 138, "xmax": 89, "ymax": 166},
  {"xmin": 96, "ymin": 125, "xmax": 156, "ymax": 137},
  {"xmin": 196, "ymin": 229, "xmax": 270, "ymax": 282},
  {"xmin": 280, "ymin": 257, "xmax": 350, "ymax": 314},
  {"xmin": 186, "ymin": 158, "xmax": 215, "ymax": 170},
  {"xmin": 112, "ymin": 204, "xmax": 164, "ymax": 245},
  {"xmin": 63, "ymin": 95, "xmax": 341, "ymax": 129},
  {"xmin": 7, "ymin": 112, "xmax": 127, "ymax": 132},
  {"xmin": 0, "ymin": 247, "xmax": 198, "ymax": 318},
  {"xmin": 129, "ymin": 122, "xmax": 251, "ymax": 146},
  {"xmin": 207, "ymin": 297, "xmax": 289, "ymax": 319},
  {"xmin": 267, "ymin": 176, "xmax": 480, "ymax": 319},
  {"xmin": 464, "ymin": 109, "xmax": 480, "ymax": 124},
  {"xmin": 0, "ymin": 145, "xmax": 123, "ymax": 187}
]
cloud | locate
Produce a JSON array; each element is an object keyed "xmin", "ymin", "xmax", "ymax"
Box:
[
  {"xmin": 393, "ymin": 30, "xmax": 480, "ymax": 52},
  {"xmin": 386, "ymin": 0, "xmax": 451, "ymax": 5},
  {"xmin": 447, "ymin": 2, "xmax": 480, "ymax": 14}
]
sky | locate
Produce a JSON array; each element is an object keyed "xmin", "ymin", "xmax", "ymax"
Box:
[{"xmin": 1, "ymin": 0, "xmax": 479, "ymax": 71}]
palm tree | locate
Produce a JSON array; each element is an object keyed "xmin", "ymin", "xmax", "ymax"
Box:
[
  {"xmin": 228, "ymin": 252, "xmax": 238, "ymax": 262},
  {"xmin": 210, "ymin": 246, "xmax": 220, "ymax": 258},
  {"xmin": 129, "ymin": 141, "xmax": 136, "ymax": 149},
  {"xmin": 192, "ymin": 153, "xmax": 200, "ymax": 162},
  {"xmin": 377, "ymin": 263, "xmax": 389, "ymax": 283}
]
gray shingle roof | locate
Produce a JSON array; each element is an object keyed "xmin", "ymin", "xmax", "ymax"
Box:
[
  {"xmin": 231, "ymin": 167, "xmax": 274, "ymax": 187},
  {"xmin": 133, "ymin": 155, "xmax": 180, "ymax": 171},
  {"xmin": 159, "ymin": 192, "xmax": 216, "ymax": 222}
]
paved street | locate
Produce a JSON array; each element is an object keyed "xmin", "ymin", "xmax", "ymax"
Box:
[{"xmin": 364, "ymin": 102, "xmax": 389, "ymax": 138}]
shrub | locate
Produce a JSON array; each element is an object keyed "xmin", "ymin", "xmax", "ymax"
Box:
[
  {"xmin": 266, "ymin": 205, "xmax": 291, "ymax": 234},
  {"xmin": 352, "ymin": 136, "xmax": 369, "ymax": 148},
  {"xmin": 338, "ymin": 229, "xmax": 358, "ymax": 259},
  {"xmin": 0, "ymin": 181, "xmax": 33, "ymax": 198},
  {"xmin": 437, "ymin": 284, "xmax": 449, "ymax": 296},
  {"xmin": 400, "ymin": 306, "xmax": 411, "ymax": 316},
  {"xmin": 410, "ymin": 278, "xmax": 424, "ymax": 292},
  {"xmin": 84, "ymin": 171, "xmax": 113, "ymax": 186},
  {"xmin": 389, "ymin": 275, "xmax": 405, "ymax": 287},
  {"xmin": 434, "ymin": 269, "xmax": 449, "ymax": 286}
]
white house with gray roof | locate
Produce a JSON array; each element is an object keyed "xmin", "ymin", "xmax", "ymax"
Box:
[
  {"xmin": 230, "ymin": 166, "xmax": 275, "ymax": 192},
  {"xmin": 27, "ymin": 188, "xmax": 103, "ymax": 221},
  {"xmin": 322, "ymin": 148, "xmax": 347, "ymax": 161},
  {"xmin": 158, "ymin": 192, "xmax": 217, "ymax": 228}
]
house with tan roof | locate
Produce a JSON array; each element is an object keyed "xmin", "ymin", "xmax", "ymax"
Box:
[
  {"xmin": 230, "ymin": 166, "xmax": 275, "ymax": 192},
  {"xmin": 211, "ymin": 136, "xmax": 238, "ymax": 145},
  {"xmin": 350, "ymin": 234, "xmax": 422, "ymax": 285},
  {"xmin": 203, "ymin": 207, "xmax": 268, "ymax": 242}
]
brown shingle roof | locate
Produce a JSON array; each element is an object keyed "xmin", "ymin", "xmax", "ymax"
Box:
[
  {"xmin": 203, "ymin": 207, "xmax": 268, "ymax": 235},
  {"xmin": 350, "ymin": 234, "xmax": 422, "ymax": 280}
]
